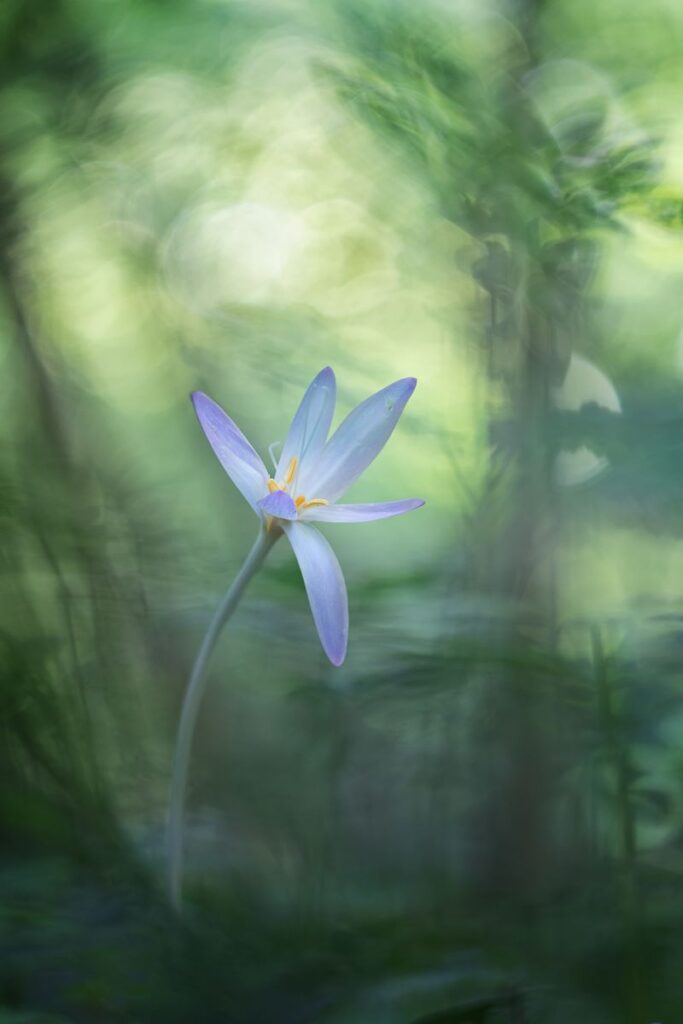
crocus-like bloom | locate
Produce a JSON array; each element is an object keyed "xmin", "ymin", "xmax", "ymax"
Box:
[{"xmin": 192, "ymin": 368, "xmax": 424, "ymax": 665}]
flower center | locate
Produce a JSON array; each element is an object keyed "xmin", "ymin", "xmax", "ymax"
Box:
[{"xmin": 267, "ymin": 456, "xmax": 328, "ymax": 513}]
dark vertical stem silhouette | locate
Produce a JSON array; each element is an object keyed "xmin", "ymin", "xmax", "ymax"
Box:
[{"xmin": 591, "ymin": 624, "xmax": 643, "ymax": 1023}]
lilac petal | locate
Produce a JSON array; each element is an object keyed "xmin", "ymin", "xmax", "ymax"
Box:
[
  {"xmin": 276, "ymin": 368, "xmax": 336, "ymax": 487},
  {"xmin": 301, "ymin": 498, "xmax": 425, "ymax": 523},
  {"xmin": 257, "ymin": 489, "xmax": 298, "ymax": 521},
  {"xmin": 283, "ymin": 522, "xmax": 348, "ymax": 666},
  {"xmin": 192, "ymin": 392, "xmax": 269, "ymax": 513},
  {"xmin": 308, "ymin": 378, "xmax": 417, "ymax": 502}
]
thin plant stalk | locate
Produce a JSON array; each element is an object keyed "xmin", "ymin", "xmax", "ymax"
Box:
[
  {"xmin": 591, "ymin": 625, "xmax": 643, "ymax": 1023},
  {"xmin": 167, "ymin": 526, "xmax": 278, "ymax": 911}
]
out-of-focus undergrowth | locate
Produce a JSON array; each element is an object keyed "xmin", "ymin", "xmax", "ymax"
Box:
[{"xmin": 2, "ymin": 0, "xmax": 683, "ymax": 1021}]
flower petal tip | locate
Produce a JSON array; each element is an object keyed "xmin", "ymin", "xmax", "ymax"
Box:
[
  {"xmin": 310, "ymin": 366, "xmax": 335, "ymax": 389},
  {"xmin": 325, "ymin": 632, "xmax": 348, "ymax": 666},
  {"xmin": 190, "ymin": 390, "xmax": 215, "ymax": 415},
  {"xmin": 387, "ymin": 376, "xmax": 417, "ymax": 404},
  {"xmin": 315, "ymin": 366, "xmax": 337, "ymax": 394}
]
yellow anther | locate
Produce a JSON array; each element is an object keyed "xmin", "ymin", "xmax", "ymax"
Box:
[
  {"xmin": 267, "ymin": 479, "xmax": 280, "ymax": 493},
  {"xmin": 294, "ymin": 495, "xmax": 306, "ymax": 508},
  {"xmin": 283, "ymin": 456, "xmax": 298, "ymax": 488},
  {"xmin": 300, "ymin": 498, "xmax": 329, "ymax": 511}
]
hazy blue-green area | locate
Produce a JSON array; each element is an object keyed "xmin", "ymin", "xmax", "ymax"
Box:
[{"xmin": 2, "ymin": 0, "xmax": 683, "ymax": 1020}]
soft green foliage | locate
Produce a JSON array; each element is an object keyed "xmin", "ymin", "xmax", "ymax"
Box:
[{"xmin": 2, "ymin": 0, "xmax": 683, "ymax": 1021}]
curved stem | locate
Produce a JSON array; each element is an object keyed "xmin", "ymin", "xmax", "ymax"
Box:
[{"xmin": 167, "ymin": 526, "xmax": 278, "ymax": 911}]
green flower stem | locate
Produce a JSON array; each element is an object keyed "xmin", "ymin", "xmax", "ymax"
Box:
[{"xmin": 167, "ymin": 525, "xmax": 278, "ymax": 911}]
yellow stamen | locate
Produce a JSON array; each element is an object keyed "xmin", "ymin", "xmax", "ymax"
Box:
[
  {"xmin": 294, "ymin": 495, "xmax": 306, "ymax": 508},
  {"xmin": 299, "ymin": 498, "xmax": 329, "ymax": 511},
  {"xmin": 267, "ymin": 479, "xmax": 280, "ymax": 493},
  {"xmin": 283, "ymin": 456, "xmax": 298, "ymax": 488}
]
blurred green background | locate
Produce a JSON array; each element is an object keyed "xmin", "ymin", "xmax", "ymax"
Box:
[{"xmin": 2, "ymin": 0, "xmax": 683, "ymax": 1021}]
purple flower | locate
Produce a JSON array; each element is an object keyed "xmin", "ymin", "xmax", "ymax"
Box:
[{"xmin": 191, "ymin": 368, "xmax": 424, "ymax": 665}]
